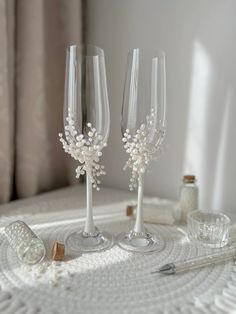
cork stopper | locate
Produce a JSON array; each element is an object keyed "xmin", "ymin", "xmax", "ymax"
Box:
[
  {"xmin": 52, "ymin": 242, "xmax": 65, "ymax": 261},
  {"xmin": 126, "ymin": 205, "xmax": 134, "ymax": 216},
  {"xmin": 183, "ymin": 175, "xmax": 196, "ymax": 184}
]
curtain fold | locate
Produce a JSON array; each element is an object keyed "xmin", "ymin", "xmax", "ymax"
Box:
[
  {"xmin": 0, "ymin": 0, "xmax": 15, "ymax": 203},
  {"xmin": 0, "ymin": 0, "xmax": 83, "ymax": 204}
]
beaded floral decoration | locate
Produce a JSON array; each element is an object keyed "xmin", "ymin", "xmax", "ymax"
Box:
[
  {"xmin": 122, "ymin": 109, "xmax": 165, "ymax": 190},
  {"xmin": 59, "ymin": 115, "xmax": 106, "ymax": 191}
]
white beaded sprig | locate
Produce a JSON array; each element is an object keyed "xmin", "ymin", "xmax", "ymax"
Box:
[
  {"xmin": 122, "ymin": 109, "xmax": 165, "ymax": 190},
  {"xmin": 59, "ymin": 116, "xmax": 106, "ymax": 191}
]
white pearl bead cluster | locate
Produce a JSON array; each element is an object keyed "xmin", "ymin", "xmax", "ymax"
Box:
[
  {"xmin": 122, "ymin": 110, "xmax": 165, "ymax": 190},
  {"xmin": 59, "ymin": 116, "xmax": 106, "ymax": 191}
]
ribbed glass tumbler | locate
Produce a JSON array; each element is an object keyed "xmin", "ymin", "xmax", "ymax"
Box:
[{"xmin": 187, "ymin": 211, "xmax": 230, "ymax": 248}]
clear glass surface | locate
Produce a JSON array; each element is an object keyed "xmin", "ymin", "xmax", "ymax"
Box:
[
  {"xmin": 63, "ymin": 45, "xmax": 113, "ymax": 253},
  {"xmin": 187, "ymin": 210, "xmax": 230, "ymax": 248},
  {"xmin": 118, "ymin": 48, "xmax": 166, "ymax": 253},
  {"xmin": 5, "ymin": 221, "xmax": 46, "ymax": 265},
  {"xmin": 64, "ymin": 45, "xmax": 110, "ymax": 145}
]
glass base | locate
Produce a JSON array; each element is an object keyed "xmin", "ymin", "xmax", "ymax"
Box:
[
  {"xmin": 66, "ymin": 229, "xmax": 114, "ymax": 253},
  {"xmin": 117, "ymin": 230, "xmax": 164, "ymax": 253},
  {"xmin": 188, "ymin": 236, "xmax": 228, "ymax": 249}
]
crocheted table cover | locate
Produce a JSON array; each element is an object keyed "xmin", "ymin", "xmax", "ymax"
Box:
[{"xmin": 0, "ymin": 187, "xmax": 235, "ymax": 314}]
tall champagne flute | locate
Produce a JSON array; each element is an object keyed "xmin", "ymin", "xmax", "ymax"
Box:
[
  {"xmin": 117, "ymin": 48, "xmax": 166, "ymax": 253},
  {"xmin": 59, "ymin": 45, "xmax": 113, "ymax": 252}
]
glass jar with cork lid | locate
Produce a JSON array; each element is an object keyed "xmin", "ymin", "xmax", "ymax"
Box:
[{"xmin": 180, "ymin": 175, "xmax": 198, "ymax": 222}]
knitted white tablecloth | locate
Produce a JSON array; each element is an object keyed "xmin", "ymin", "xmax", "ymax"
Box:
[{"xmin": 0, "ymin": 186, "xmax": 236, "ymax": 314}]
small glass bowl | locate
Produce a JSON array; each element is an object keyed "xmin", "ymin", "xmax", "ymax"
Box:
[{"xmin": 187, "ymin": 210, "xmax": 230, "ymax": 248}]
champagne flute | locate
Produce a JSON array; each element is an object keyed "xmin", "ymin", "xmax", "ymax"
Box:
[
  {"xmin": 117, "ymin": 48, "xmax": 166, "ymax": 253},
  {"xmin": 59, "ymin": 45, "xmax": 113, "ymax": 252}
]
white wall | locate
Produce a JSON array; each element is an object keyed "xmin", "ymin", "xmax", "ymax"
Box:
[{"xmin": 86, "ymin": 0, "xmax": 236, "ymax": 212}]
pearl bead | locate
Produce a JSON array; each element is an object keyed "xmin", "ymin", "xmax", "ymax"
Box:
[{"xmin": 59, "ymin": 116, "xmax": 108, "ymax": 190}]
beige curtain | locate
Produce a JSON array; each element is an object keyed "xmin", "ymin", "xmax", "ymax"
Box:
[{"xmin": 0, "ymin": 0, "xmax": 83, "ymax": 204}]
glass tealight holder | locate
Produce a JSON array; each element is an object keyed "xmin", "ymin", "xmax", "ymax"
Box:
[
  {"xmin": 187, "ymin": 210, "xmax": 230, "ymax": 248},
  {"xmin": 5, "ymin": 220, "xmax": 46, "ymax": 265}
]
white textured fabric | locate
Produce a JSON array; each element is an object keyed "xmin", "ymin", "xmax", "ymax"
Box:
[{"xmin": 0, "ymin": 186, "xmax": 236, "ymax": 314}]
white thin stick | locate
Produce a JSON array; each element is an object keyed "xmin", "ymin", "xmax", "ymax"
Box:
[
  {"xmin": 84, "ymin": 172, "xmax": 95, "ymax": 233},
  {"xmin": 133, "ymin": 173, "xmax": 145, "ymax": 233}
]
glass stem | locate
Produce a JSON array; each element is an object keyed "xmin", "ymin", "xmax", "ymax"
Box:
[
  {"xmin": 84, "ymin": 172, "xmax": 95, "ymax": 234},
  {"xmin": 133, "ymin": 173, "xmax": 145, "ymax": 233}
]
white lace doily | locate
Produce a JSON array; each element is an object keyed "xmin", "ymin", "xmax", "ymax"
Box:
[{"xmin": 0, "ymin": 187, "xmax": 236, "ymax": 314}]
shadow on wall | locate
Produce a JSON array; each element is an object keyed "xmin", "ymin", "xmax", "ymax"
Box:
[
  {"xmin": 86, "ymin": 0, "xmax": 236, "ymax": 213},
  {"xmin": 183, "ymin": 2, "xmax": 236, "ymax": 212}
]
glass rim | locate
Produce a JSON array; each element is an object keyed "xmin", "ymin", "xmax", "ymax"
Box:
[
  {"xmin": 66, "ymin": 44, "xmax": 104, "ymax": 56},
  {"xmin": 128, "ymin": 47, "xmax": 165, "ymax": 58},
  {"xmin": 187, "ymin": 210, "xmax": 231, "ymax": 225},
  {"xmin": 20, "ymin": 239, "xmax": 46, "ymax": 265}
]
